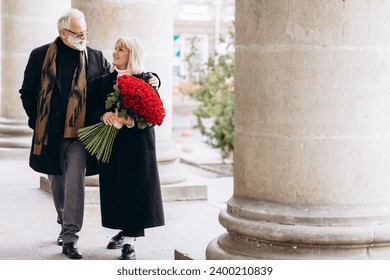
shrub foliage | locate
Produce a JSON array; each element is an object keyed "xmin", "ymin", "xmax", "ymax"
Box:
[{"xmin": 183, "ymin": 29, "xmax": 235, "ymax": 160}]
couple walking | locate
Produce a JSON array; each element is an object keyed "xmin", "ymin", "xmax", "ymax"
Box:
[{"xmin": 19, "ymin": 8, "xmax": 164, "ymax": 260}]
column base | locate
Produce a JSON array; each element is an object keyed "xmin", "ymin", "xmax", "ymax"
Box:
[
  {"xmin": 157, "ymin": 138, "xmax": 188, "ymax": 184},
  {"xmin": 158, "ymin": 159, "xmax": 188, "ymax": 184},
  {"xmin": 206, "ymin": 197, "xmax": 390, "ymax": 260},
  {"xmin": 0, "ymin": 118, "xmax": 32, "ymax": 159},
  {"xmin": 206, "ymin": 232, "xmax": 390, "ymax": 260}
]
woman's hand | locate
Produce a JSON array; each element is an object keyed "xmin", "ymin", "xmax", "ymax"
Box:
[
  {"xmin": 102, "ymin": 110, "xmax": 134, "ymax": 127},
  {"xmin": 115, "ymin": 116, "xmax": 134, "ymax": 127},
  {"xmin": 101, "ymin": 111, "xmax": 116, "ymax": 126},
  {"xmin": 114, "ymin": 109, "xmax": 135, "ymax": 127}
]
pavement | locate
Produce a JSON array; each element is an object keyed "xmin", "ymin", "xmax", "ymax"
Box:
[{"xmin": 0, "ymin": 95, "xmax": 234, "ymax": 260}]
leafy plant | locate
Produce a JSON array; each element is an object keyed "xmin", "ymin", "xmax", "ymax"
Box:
[{"xmin": 182, "ymin": 29, "xmax": 235, "ymax": 160}]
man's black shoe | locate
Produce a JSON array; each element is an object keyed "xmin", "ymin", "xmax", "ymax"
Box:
[
  {"xmin": 57, "ymin": 236, "xmax": 63, "ymax": 246},
  {"xmin": 62, "ymin": 242, "xmax": 83, "ymax": 259},
  {"xmin": 119, "ymin": 244, "xmax": 136, "ymax": 260},
  {"xmin": 107, "ymin": 231, "xmax": 125, "ymax": 249}
]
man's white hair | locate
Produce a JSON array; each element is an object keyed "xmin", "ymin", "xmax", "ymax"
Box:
[{"xmin": 57, "ymin": 8, "xmax": 85, "ymax": 30}]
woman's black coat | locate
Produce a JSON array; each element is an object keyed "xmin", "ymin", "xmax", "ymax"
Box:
[{"xmin": 88, "ymin": 71, "xmax": 165, "ymax": 235}]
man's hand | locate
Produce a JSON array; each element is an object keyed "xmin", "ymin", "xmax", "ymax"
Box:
[{"xmin": 148, "ymin": 72, "xmax": 159, "ymax": 88}]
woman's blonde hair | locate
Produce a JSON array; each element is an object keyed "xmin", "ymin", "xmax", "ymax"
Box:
[{"xmin": 113, "ymin": 37, "xmax": 145, "ymax": 75}]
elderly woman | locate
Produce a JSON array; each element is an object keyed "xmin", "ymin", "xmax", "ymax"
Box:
[{"xmin": 88, "ymin": 37, "xmax": 164, "ymax": 260}]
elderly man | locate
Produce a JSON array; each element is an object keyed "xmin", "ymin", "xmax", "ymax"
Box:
[{"xmin": 19, "ymin": 8, "xmax": 110, "ymax": 259}]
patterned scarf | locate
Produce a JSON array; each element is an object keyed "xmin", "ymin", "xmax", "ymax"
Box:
[{"xmin": 33, "ymin": 40, "xmax": 87, "ymax": 155}]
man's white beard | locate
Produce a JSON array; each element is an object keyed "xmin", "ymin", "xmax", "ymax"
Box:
[{"xmin": 67, "ymin": 35, "xmax": 87, "ymax": 51}]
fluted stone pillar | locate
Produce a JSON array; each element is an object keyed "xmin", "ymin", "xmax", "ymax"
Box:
[
  {"xmin": 0, "ymin": 0, "xmax": 70, "ymax": 157},
  {"xmin": 207, "ymin": 0, "xmax": 390, "ymax": 259},
  {"xmin": 72, "ymin": 0, "xmax": 196, "ymax": 200}
]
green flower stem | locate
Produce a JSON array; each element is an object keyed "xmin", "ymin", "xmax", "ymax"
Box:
[
  {"xmin": 78, "ymin": 122, "xmax": 120, "ymax": 163},
  {"xmin": 103, "ymin": 127, "xmax": 118, "ymax": 163}
]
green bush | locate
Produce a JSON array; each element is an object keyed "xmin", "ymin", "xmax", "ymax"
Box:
[{"xmin": 183, "ymin": 29, "xmax": 235, "ymax": 160}]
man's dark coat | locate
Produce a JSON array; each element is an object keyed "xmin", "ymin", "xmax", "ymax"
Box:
[{"xmin": 19, "ymin": 37, "xmax": 110, "ymax": 175}]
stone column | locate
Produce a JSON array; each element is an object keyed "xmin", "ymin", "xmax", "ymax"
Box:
[
  {"xmin": 207, "ymin": 0, "xmax": 390, "ymax": 259},
  {"xmin": 72, "ymin": 0, "xmax": 188, "ymax": 185},
  {"xmin": 0, "ymin": 0, "xmax": 70, "ymax": 157}
]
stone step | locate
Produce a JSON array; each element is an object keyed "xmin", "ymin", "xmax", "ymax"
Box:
[
  {"xmin": 0, "ymin": 147, "xmax": 30, "ymax": 159},
  {"xmin": 0, "ymin": 137, "xmax": 31, "ymax": 148},
  {"xmin": 0, "ymin": 118, "xmax": 32, "ymax": 136}
]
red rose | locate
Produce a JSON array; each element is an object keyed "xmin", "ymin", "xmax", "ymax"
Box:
[{"xmin": 114, "ymin": 75, "xmax": 165, "ymax": 128}]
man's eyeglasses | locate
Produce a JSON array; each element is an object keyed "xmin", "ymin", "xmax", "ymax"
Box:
[{"xmin": 64, "ymin": 28, "xmax": 89, "ymax": 39}]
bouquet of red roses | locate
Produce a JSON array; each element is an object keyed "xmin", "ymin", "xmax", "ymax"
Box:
[
  {"xmin": 107, "ymin": 74, "xmax": 165, "ymax": 129},
  {"xmin": 78, "ymin": 74, "xmax": 165, "ymax": 163}
]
